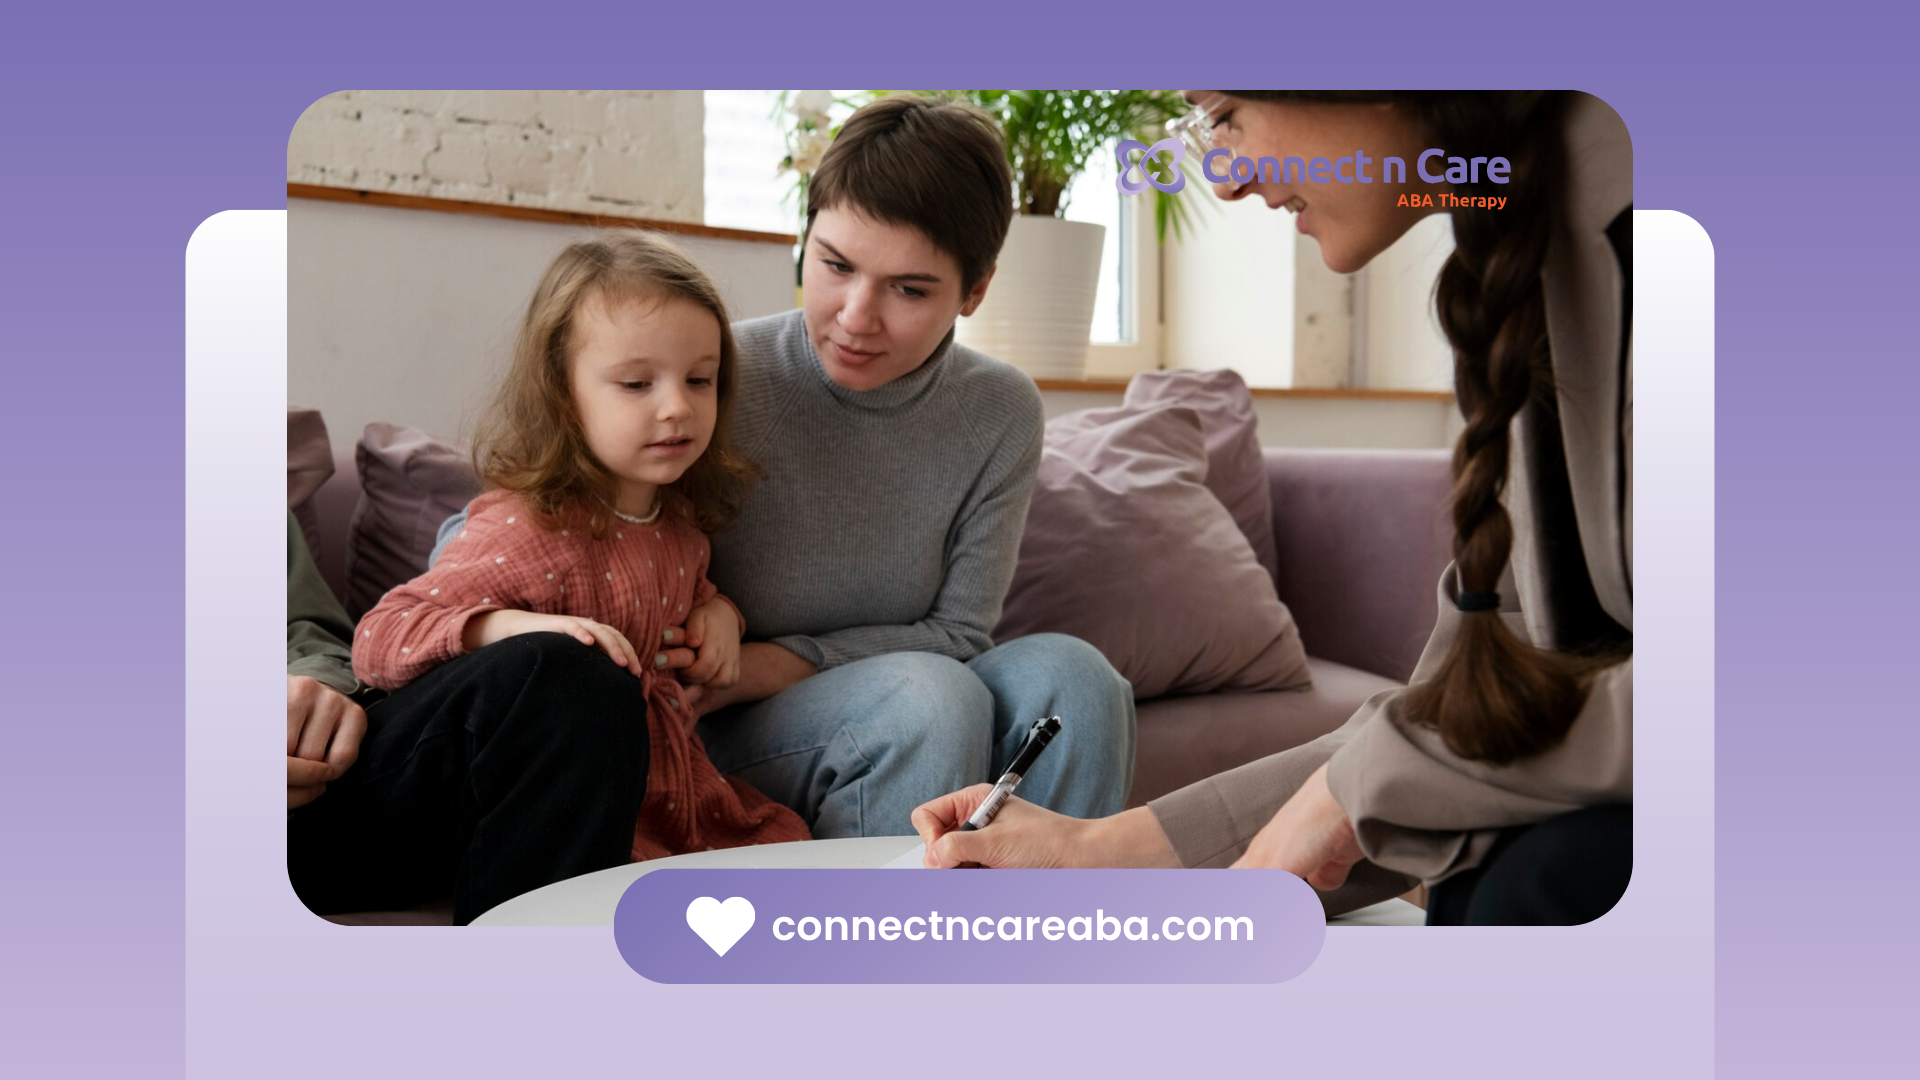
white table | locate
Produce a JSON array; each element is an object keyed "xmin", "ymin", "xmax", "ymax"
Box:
[
  {"xmin": 471, "ymin": 837, "xmax": 914, "ymax": 925},
  {"xmin": 471, "ymin": 837, "xmax": 1424, "ymax": 926}
]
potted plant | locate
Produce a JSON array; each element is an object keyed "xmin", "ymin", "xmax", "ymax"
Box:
[{"xmin": 782, "ymin": 90, "xmax": 1194, "ymax": 380}]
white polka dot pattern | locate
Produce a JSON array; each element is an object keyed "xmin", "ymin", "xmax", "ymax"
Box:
[{"xmin": 349, "ymin": 490, "xmax": 732, "ymax": 705}]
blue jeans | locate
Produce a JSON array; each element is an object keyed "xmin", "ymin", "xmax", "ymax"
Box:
[{"xmin": 696, "ymin": 633, "xmax": 1136, "ymax": 838}]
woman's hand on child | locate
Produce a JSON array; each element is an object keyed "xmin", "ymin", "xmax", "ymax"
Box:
[
  {"xmin": 674, "ymin": 641, "xmax": 820, "ymax": 720},
  {"xmin": 464, "ymin": 610, "xmax": 647, "ymax": 677},
  {"xmin": 676, "ymin": 601, "xmax": 742, "ymax": 690},
  {"xmin": 655, "ymin": 626, "xmax": 696, "ymax": 671}
]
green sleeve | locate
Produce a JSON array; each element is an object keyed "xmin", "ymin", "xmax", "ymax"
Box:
[{"xmin": 287, "ymin": 512, "xmax": 360, "ymax": 695}]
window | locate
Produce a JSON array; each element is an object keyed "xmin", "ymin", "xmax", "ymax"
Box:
[
  {"xmin": 1062, "ymin": 141, "xmax": 1124, "ymax": 345},
  {"xmin": 703, "ymin": 90, "xmax": 798, "ymax": 237}
]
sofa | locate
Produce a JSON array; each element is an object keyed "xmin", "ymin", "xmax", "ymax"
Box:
[
  {"xmin": 1128, "ymin": 447, "xmax": 1451, "ymax": 804},
  {"xmin": 299, "ymin": 432, "xmax": 1453, "ymax": 811}
]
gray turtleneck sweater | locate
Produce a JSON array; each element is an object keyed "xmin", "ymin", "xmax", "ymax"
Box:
[{"xmin": 709, "ymin": 310, "xmax": 1043, "ymax": 671}]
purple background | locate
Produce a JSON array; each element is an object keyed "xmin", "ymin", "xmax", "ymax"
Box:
[
  {"xmin": 2, "ymin": 4, "xmax": 1907, "ymax": 1077},
  {"xmin": 614, "ymin": 869, "xmax": 1325, "ymax": 983}
]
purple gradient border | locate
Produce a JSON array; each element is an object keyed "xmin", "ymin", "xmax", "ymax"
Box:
[{"xmin": 5, "ymin": 5, "xmax": 1906, "ymax": 1077}]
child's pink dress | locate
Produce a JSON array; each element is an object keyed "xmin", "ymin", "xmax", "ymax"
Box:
[{"xmin": 352, "ymin": 489, "xmax": 810, "ymax": 861}]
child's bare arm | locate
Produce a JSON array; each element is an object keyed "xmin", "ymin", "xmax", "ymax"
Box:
[{"xmin": 463, "ymin": 610, "xmax": 647, "ymax": 677}]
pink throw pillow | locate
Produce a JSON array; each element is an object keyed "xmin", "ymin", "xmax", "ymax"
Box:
[
  {"xmin": 995, "ymin": 404, "xmax": 1311, "ymax": 700},
  {"xmin": 1122, "ymin": 369, "xmax": 1279, "ymax": 581},
  {"xmin": 345, "ymin": 422, "xmax": 480, "ymax": 619}
]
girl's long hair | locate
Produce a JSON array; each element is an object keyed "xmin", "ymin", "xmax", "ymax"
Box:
[
  {"xmin": 473, "ymin": 232, "xmax": 759, "ymax": 537},
  {"xmin": 1235, "ymin": 90, "xmax": 1623, "ymax": 765}
]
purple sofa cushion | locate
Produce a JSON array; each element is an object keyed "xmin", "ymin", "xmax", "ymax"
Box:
[
  {"xmin": 1265, "ymin": 449, "xmax": 1452, "ymax": 684},
  {"xmin": 1123, "ymin": 369, "xmax": 1279, "ymax": 581},
  {"xmin": 995, "ymin": 404, "xmax": 1311, "ymax": 700},
  {"xmin": 287, "ymin": 407, "xmax": 334, "ymax": 557},
  {"xmin": 344, "ymin": 422, "xmax": 480, "ymax": 619},
  {"xmin": 1128, "ymin": 656, "xmax": 1402, "ymax": 807}
]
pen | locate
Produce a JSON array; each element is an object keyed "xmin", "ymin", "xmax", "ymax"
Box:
[{"xmin": 958, "ymin": 715, "xmax": 1062, "ymax": 831}]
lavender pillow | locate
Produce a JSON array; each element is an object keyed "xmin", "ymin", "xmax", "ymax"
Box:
[
  {"xmin": 345, "ymin": 422, "xmax": 480, "ymax": 619},
  {"xmin": 288, "ymin": 407, "xmax": 334, "ymax": 557},
  {"xmin": 1123, "ymin": 369, "xmax": 1278, "ymax": 581},
  {"xmin": 995, "ymin": 404, "xmax": 1311, "ymax": 700}
]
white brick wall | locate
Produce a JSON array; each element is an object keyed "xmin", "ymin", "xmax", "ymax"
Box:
[{"xmin": 288, "ymin": 90, "xmax": 704, "ymax": 223}]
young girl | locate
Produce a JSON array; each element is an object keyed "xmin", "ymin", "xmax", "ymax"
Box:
[{"xmin": 351, "ymin": 233, "xmax": 810, "ymax": 863}]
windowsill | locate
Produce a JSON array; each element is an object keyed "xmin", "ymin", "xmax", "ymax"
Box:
[{"xmin": 1033, "ymin": 378, "xmax": 1453, "ymax": 402}]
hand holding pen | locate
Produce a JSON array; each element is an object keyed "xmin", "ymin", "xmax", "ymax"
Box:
[
  {"xmin": 961, "ymin": 715, "xmax": 1060, "ymax": 831},
  {"xmin": 910, "ymin": 717, "xmax": 1086, "ymax": 868}
]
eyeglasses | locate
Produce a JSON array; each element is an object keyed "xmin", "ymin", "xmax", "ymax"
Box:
[{"xmin": 1167, "ymin": 95, "xmax": 1228, "ymax": 160}]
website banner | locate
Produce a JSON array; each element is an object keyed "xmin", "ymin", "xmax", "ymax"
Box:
[{"xmin": 614, "ymin": 869, "xmax": 1325, "ymax": 983}]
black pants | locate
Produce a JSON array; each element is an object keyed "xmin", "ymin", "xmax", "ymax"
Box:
[
  {"xmin": 289, "ymin": 633, "xmax": 650, "ymax": 925},
  {"xmin": 1426, "ymin": 804, "xmax": 1631, "ymax": 926}
]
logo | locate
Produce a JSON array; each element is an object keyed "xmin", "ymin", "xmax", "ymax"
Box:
[
  {"xmin": 1115, "ymin": 137, "xmax": 1186, "ymax": 195},
  {"xmin": 686, "ymin": 895, "xmax": 755, "ymax": 956},
  {"xmin": 1117, "ymin": 144, "xmax": 1514, "ymax": 196}
]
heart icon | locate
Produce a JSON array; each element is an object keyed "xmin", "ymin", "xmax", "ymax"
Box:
[{"xmin": 685, "ymin": 896, "xmax": 755, "ymax": 957}]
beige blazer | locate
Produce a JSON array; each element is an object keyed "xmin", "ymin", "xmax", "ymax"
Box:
[{"xmin": 1150, "ymin": 93, "xmax": 1634, "ymax": 902}]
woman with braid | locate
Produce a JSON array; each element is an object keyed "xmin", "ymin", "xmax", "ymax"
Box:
[{"xmin": 914, "ymin": 91, "xmax": 1633, "ymax": 925}]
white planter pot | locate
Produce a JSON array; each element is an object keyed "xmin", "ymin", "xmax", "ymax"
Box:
[{"xmin": 956, "ymin": 215, "xmax": 1105, "ymax": 381}]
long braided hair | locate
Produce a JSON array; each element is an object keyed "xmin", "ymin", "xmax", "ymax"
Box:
[{"xmin": 1234, "ymin": 90, "xmax": 1607, "ymax": 764}]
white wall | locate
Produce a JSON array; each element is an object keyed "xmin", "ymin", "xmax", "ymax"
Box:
[
  {"xmin": 288, "ymin": 199, "xmax": 794, "ymax": 445},
  {"xmin": 1163, "ymin": 195, "xmax": 1297, "ymax": 386},
  {"xmin": 288, "ymin": 90, "xmax": 705, "ymax": 222},
  {"xmin": 290, "ymin": 198, "xmax": 1456, "ymax": 453},
  {"xmin": 1160, "ymin": 187, "xmax": 1454, "ymax": 397},
  {"xmin": 1358, "ymin": 213, "xmax": 1455, "ymax": 391},
  {"xmin": 1290, "ymin": 236, "xmax": 1353, "ymax": 388},
  {"xmin": 1127, "ymin": 191, "xmax": 1455, "ymax": 447},
  {"xmin": 286, "ymin": 81, "xmax": 1457, "ymax": 454}
]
